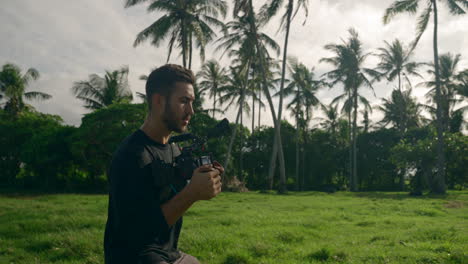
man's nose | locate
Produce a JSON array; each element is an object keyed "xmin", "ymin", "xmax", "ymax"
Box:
[{"xmin": 187, "ymin": 102, "xmax": 194, "ymax": 116}]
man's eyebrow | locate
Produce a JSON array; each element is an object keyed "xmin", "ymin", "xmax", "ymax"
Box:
[{"xmin": 181, "ymin": 95, "xmax": 195, "ymax": 100}]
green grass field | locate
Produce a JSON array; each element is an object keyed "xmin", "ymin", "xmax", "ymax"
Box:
[{"xmin": 0, "ymin": 191, "xmax": 467, "ymax": 264}]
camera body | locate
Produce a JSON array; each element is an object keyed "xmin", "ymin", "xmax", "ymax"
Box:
[
  {"xmin": 155, "ymin": 118, "xmax": 229, "ymax": 186},
  {"xmin": 174, "ymin": 153, "xmax": 213, "ymax": 180}
]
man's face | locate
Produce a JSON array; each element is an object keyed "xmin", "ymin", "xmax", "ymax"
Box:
[{"xmin": 162, "ymin": 82, "xmax": 195, "ymax": 133}]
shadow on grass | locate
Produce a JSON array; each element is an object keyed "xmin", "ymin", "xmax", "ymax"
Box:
[{"xmin": 352, "ymin": 191, "xmax": 456, "ymax": 200}]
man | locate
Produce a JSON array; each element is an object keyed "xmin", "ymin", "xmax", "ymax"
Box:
[{"xmin": 104, "ymin": 64, "xmax": 223, "ymax": 264}]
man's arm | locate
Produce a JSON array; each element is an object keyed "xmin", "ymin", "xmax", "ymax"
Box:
[{"xmin": 161, "ymin": 164, "xmax": 222, "ymax": 226}]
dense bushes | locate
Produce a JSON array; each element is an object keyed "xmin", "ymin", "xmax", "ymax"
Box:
[{"xmin": 0, "ymin": 106, "xmax": 466, "ymax": 193}]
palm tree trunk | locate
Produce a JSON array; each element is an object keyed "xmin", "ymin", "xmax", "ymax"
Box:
[
  {"xmin": 398, "ymin": 72, "xmax": 405, "ymax": 191},
  {"xmin": 224, "ymin": 62, "xmax": 250, "ymax": 182},
  {"xmin": 258, "ymin": 89, "xmax": 261, "ymax": 127},
  {"xmin": 188, "ymin": 33, "xmax": 193, "ymax": 70},
  {"xmin": 295, "ymin": 117, "xmax": 300, "ymax": 191},
  {"xmin": 302, "ymin": 131, "xmax": 306, "ymax": 191},
  {"xmin": 252, "ymin": 89, "xmax": 255, "ymax": 132},
  {"xmin": 247, "ymin": 0, "xmax": 287, "ymax": 193},
  {"xmin": 268, "ymin": 0, "xmax": 293, "ymax": 193},
  {"xmin": 223, "ymin": 102, "xmax": 242, "ymax": 183},
  {"xmin": 240, "ymin": 104, "xmax": 244, "ymax": 181},
  {"xmin": 252, "ymin": 70, "xmax": 256, "ymax": 132},
  {"xmin": 181, "ymin": 21, "xmax": 187, "ymax": 68},
  {"xmin": 352, "ymin": 87, "xmax": 358, "ymax": 192},
  {"xmin": 347, "ymin": 92, "xmax": 352, "ymax": 191},
  {"xmin": 431, "ymin": 0, "xmax": 446, "ymax": 194},
  {"xmin": 213, "ymin": 85, "xmax": 216, "ymax": 119}
]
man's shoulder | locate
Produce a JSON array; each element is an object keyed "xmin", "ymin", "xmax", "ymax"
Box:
[{"xmin": 112, "ymin": 130, "xmax": 153, "ymax": 168}]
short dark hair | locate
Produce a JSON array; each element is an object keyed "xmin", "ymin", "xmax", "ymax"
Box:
[{"xmin": 145, "ymin": 64, "xmax": 195, "ymax": 109}]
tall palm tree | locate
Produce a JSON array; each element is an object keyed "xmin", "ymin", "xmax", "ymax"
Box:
[
  {"xmin": 421, "ymin": 53, "xmax": 467, "ymax": 132},
  {"xmin": 383, "ymin": 0, "xmax": 468, "ymax": 194},
  {"xmin": 197, "ymin": 60, "xmax": 228, "ymax": 119},
  {"xmin": 276, "ymin": 58, "xmax": 322, "ymax": 190},
  {"xmin": 375, "ymin": 39, "xmax": 424, "ymax": 91},
  {"xmin": 124, "ymin": 0, "xmax": 227, "ymax": 69},
  {"xmin": 320, "ymin": 28, "xmax": 379, "ymax": 191},
  {"xmin": 259, "ymin": 0, "xmax": 309, "ymax": 188},
  {"xmin": 72, "ymin": 66, "xmax": 133, "ymax": 110},
  {"xmin": 0, "ymin": 63, "xmax": 51, "ymax": 116},
  {"xmin": 232, "ymin": 0, "xmax": 289, "ymax": 193}
]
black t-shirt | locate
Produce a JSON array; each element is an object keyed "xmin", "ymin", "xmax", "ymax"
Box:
[{"xmin": 104, "ymin": 129, "xmax": 184, "ymax": 264}]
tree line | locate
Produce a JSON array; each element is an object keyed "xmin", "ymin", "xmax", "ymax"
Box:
[{"xmin": 1, "ymin": 0, "xmax": 467, "ymax": 194}]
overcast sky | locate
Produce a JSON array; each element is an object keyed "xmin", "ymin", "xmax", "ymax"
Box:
[{"xmin": 1, "ymin": 0, "xmax": 467, "ymax": 129}]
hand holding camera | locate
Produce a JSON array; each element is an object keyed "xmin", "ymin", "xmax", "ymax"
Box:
[{"xmin": 187, "ymin": 164, "xmax": 222, "ymax": 201}]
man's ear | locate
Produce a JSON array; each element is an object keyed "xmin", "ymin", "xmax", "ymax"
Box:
[{"xmin": 152, "ymin": 93, "xmax": 165, "ymax": 109}]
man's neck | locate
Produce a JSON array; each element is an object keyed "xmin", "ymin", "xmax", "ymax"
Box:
[{"xmin": 140, "ymin": 115, "xmax": 171, "ymax": 144}]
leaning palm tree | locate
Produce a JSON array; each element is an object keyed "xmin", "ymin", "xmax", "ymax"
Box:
[
  {"xmin": 383, "ymin": 0, "xmax": 468, "ymax": 194},
  {"xmin": 197, "ymin": 60, "xmax": 228, "ymax": 119},
  {"xmin": 0, "ymin": 63, "xmax": 51, "ymax": 116},
  {"xmin": 320, "ymin": 28, "xmax": 379, "ymax": 191},
  {"xmin": 72, "ymin": 66, "xmax": 133, "ymax": 110},
  {"xmin": 232, "ymin": 0, "xmax": 289, "ymax": 193},
  {"xmin": 124, "ymin": 0, "xmax": 227, "ymax": 69},
  {"xmin": 259, "ymin": 0, "xmax": 309, "ymax": 187},
  {"xmin": 375, "ymin": 38, "xmax": 424, "ymax": 91},
  {"xmin": 420, "ymin": 53, "xmax": 467, "ymax": 132}
]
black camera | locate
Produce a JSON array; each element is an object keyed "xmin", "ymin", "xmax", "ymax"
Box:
[{"xmin": 169, "ymin": 118, "xmax": 230, "ymax": 180}]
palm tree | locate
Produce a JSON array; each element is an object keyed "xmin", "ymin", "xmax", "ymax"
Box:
[
  {"xmin": 377, "ymin": 88, "xmax": 423, "ymax": 190},
  {"xmin": 421, "ymin": 53, "xmax": 467, "ymax": 132},
  {"xmin": 232, "ymin": 0, "xmax": 289, "ymax": 193},
  {"xmin": 455, "ymin": 69, "xmax": 468, "ymax": 98},
  {"xmin": 375, "ymin": 39, "xmax": 424, "ymax": 91},
  {"xmin": 216, "ymin": 12, "xmax": 280, "ymax": 177},
  {"xmin": 259, "ymin": 0, "xmax": 309, "ymax": 189},
  {"xmin": 377, "ymin": 88, "xmax": 423, "ymax": 134},
  {"xmin": 318, "ymin": 103, "xmax": 340, "ymax": 134},
  {"xmin": 320, "ymin": 28, "xmax": 379, "ymax": 191},
  {"xmin": 124, "ymin": 0, "xmax": 227, "ymax": 69},
  {"xmin": 0, "ymin": 63, "xmax": 51, "ymax": 116},
  {"xmin": 197, "ymin": 60, "xmax": 228, "ymax": 119},
  {"xmin": 383, "ymin": 0, "xmax": 468, "ymax": 194},
  {"xmin": 276, "ymin": 57, "xmax": 322, "ymax": 190},
  {"xmin": 72, "ymin": 66, "xmax": 133, "ymax": 110},
  {"xmin": 218, "ymin": 66, "xmax": 252, "ymax": 182}
]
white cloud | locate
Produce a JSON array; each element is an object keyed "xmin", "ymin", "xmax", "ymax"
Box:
[{"xmin": 0, "ymin": 0, "xmax": 466, "ymax": 129}]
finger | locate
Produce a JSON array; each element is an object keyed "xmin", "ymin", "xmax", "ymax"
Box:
[
  {"xmin": 209, "ymin": 170, "xmax": 221, "ymax": 178},
  {"xmin": 213, "ymin": 176, "xmax": 221, "ymax": 184}
]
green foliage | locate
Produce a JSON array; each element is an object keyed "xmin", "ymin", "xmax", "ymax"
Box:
[
  {"xmin": 70, "ymin": 103, "xmax": 147, "ymax": 189},
  {"xmin": 357, "ymin": 129, "xmax": 402, "ymax": 190},
  {"xmin": 303, "ymin": 129, "xmax": 347, "ymax": 190},
  {"xmin": 391, "ymin": 128, "xmax": 468, "ymax": 193},
  {"xmin": 243, "ymin": 121, "xmax": 296, "ymax": 190},
  {"xmin": 0, "ymin": 110, "xmax": 63, "ymax": 188}
]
